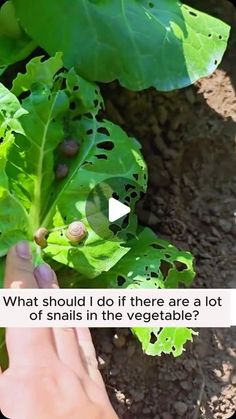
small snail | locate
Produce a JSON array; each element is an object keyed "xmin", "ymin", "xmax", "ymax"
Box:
[
  {"xmin": 55, "ymin": 163, "xmax": 69, "ymax": 180},
  {"xmin": 66, "ymin": 221, "xmax": 87, "ymax": 243},
  {"xmin": 59, "ymin": 139, "xmax": 79, "ymax": 157},
  {"xmin": 34, "ymin": 227, "xmax": 49, "ymax": 248}
]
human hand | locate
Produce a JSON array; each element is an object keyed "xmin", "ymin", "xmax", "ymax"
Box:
[{"xmin": 0, "ymin": 241, "xmax": 118, "ymax": 419}]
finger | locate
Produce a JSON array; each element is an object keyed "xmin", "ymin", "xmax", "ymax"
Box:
[
  {"xmin": 53, "ymin": 328, "xmax": 88, "ymax": 378},
  {"xmin": 34, "ymin": 267, "xmax": 87, "ymax": 377},
  {"xmin": 76, "ymin": 328, "xmax": 105, "ymax": 387},
  {"xmin": 6, "ymin": 328, "xmax": 57, "ymax": 367},
  {"xmin": 34, "ymin": 264, "xmax": 59, "ymax": 289},
  {"xmin": 4, "ymin": 241, "xmax": 37, "ymax": 289}
]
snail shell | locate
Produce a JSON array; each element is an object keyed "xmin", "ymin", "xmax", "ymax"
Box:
[
  {"xmin": 66, "ymin": 221, "xmax": 87, "ymax": 243},
  {"xmin": 60, "ymin": 139, "xmax": 79, "ymax": 157},
  {"xmin": 55, "ymin": 163, "xmax": 69, "ymax": 180},
  {"xmin": 34, "ymin": 227, "xmax": 49, "ymax": 248}
]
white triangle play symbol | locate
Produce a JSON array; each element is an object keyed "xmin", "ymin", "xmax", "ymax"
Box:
[{"xmin": 108, "ymin": 197, "xmax": 131, "ymax": 222}]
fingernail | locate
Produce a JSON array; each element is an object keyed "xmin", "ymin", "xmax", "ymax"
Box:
[
  {"xmin": 34, "ymin": 264, "xmax": 54, "ymax": 287},
  {"xmin": 16, "ymin": 241, "xmax": 31, "ymax": 260}
]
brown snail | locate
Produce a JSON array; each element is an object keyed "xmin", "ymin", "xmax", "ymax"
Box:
[
  {"xmin": 66, "ymin": 221, "xmax": 87, "ymax": 243},
  {"xmin": 34, "ymin": 227, "xmax": 49, "ymax": 248},
  {"xmin": 55, "ymin": 163, "xmax": 69, "ymax": 180},
  {"xmin": 59, "ymin": 139, "xmax": 79, "ymax": 157}
]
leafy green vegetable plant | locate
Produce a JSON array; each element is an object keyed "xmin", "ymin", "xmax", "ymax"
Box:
[
  {"xmin": 0, "ymin": 0, "xmax": 230, "ymax": 90},
  {"xmin": 0, "ymin": 0, "xmax": 230, "ymax": 356}
]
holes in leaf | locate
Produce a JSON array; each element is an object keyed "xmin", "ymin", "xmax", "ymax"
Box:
[
  {"xmin": 117, "ymin": 276, "xmax": 126, "ymax": 286},
  {"xmin": 174, "ymin": 261, "xmax": 187, "ymax": 272},
  {"xmin": 70, "ymin": 101, "xmax": 76, "ymax": 110},
  {"xmin": 95, "ymin": 154, "xmax": 107, "ymax": 160},
  {"xmin": 93, "ymin": 99, "xmax": 99, "ymax": 107},
  {"xmin": 150, "ymin": 271, "xmax": 158, "ymax": 278},
  {"xmin": 97, "ymin": 127, "xmax": 109, "ymax": 136},
  {"xmin": 160, "ymin": 260, "xmax": 172, "ymax": 279},
  {"xmin": 150, "ymin": 332, "xmax": 157, "ymax": 344},
  {"xmin": 0, "ymin": 137, "xmax": 3, "ymax": 144},
  {"xmin": 97, "ymin": 141, "xmax": 114, "ymax": 150},
  {"xmin": 151, "ymin": 243, "xmax": 163, "ymax": 250},
  {"xmin": 125, "ymin": 183, "xmax": 135, "ymax": 192},
  {"xmin": 214, "ymin": 59, "xmax": 218, "ymax": 65},
  {"xmin": 133, "ymin": 173, "xmax": 139, "ymax": 181},
  {"xmin": 149, "ymin": 2, "xmax": 154, "ymax": 7},
  {"xmin": 208, "ymin": 34, "xmax": 212, "ymax": 38},
  {"xmin": 121, "ymin": 215, "xmax": 129, "ymax": 229},
  {"xmin": 125, "ymin": 196, "xmax": 131, "ymax": 203},
  {"xmin": 189, "ymin": 10, "xmax": 197, "ymax": 17},
  {"xmin": 131, "ymin": 191, "xmax": 138, "ymax": 198},
  {"xmin": 109, "ymin": 224, "xmax": 121, "ymax": 235},
  {"xmin": 86, "ymin": 129, "xmax": 93, "ymax": 135},
  {"xmin": 219, "ymin": 35, "xmax": 223, "ymax": 40},
  {"xmin": 112, "ymin": 192, "xmax": 119, "ymax": 200}
]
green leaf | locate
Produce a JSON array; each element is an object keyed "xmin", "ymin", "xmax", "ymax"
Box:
[
  {"xmin": 0, "ymin": 55, "xmax": 146, "ymax": 279},
  {"xmin": 14, "ymin": 0, "xmax": 230, "ymax": 90},
  {"xmin": 11, "ymin": 53, "xmax": 64, "ymax": 97},
  {"xmin": 59, "ymin": 227, "xmax": 195, "ymax": 356},
  {"xmin": 93, "ymin": 228, "xmax": 195, "ymax": 289},
  {"xmin": 132, "ymin": 327, "xmax": 195, "ymax": 357},
  {"xmin": 0, "ymin": 1, "xmax": 36, "ymax": 70},
  {"xmin": 0, "ymin": 82, "xmax": 29, "ymax": 256}
]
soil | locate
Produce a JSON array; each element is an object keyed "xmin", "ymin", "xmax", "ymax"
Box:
[{"xmin": 92, "ymin": 1, "xmax": 236, "ymax": 418}]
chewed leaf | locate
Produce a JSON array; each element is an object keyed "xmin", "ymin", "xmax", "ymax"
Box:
[
  {"xmin": 11, "ymin": 53, "xmax": 63, "ymax": 96},
  {"xmin": 132, "ymin": 327, "xmax": 195, "ymax": 357},
  {"xmin": 0, "ymin": 1, "xmax": 35, "ymax": 70},
  {"xmin": 0, "ymin": 55, "xmax": 147, "ymax": 278},
  {"xmin": 13, "ymin": 0, "xmax": 230, "ymax": 90},
  {"xmin": 95, "ymin": 228, "xmax": 195, "ymax": 289}
]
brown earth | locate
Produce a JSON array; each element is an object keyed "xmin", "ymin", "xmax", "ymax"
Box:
[{"xmin": 92, "ymin": 1, "xmax": 236, "ymax": 418}]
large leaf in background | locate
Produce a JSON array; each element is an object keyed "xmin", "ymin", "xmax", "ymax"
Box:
[
  {"xmin": 0, "ymin": 55, "xmax": 146, "ymax": 279},
  {"xmin": 13, "ymin": 0, "xmax": 230, "ymax": 91},
  {"xmin": 0, "ymin": 1, "xmax": 35, "ymax": 72}
]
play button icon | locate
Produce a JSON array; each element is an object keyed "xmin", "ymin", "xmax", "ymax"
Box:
[
  {"xmin": 85, "ymin": 176, "xmax": 144, "ymax": 241},
  {"xmin": 108, "ymin": 198, "xmax": 131, "ymax": 222}
]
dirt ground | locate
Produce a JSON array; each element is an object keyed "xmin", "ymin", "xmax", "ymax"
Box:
[{"xmin": 92, "ymin": 1, "xmax": 236, "ymax": 418}]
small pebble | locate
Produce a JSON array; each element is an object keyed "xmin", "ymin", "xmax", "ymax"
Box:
[
  {"xmin": 162, "ymin": 413, "xmax": 173, "ymax": 419},
  {"xmin": 214, "ymin": 369, "xmax": 222, "ymax": 378},
  {"xmin": 113, "ymin": 333, "xmax": 126, "ymax": 348},
  {"xmin": 231, "ymin": 374, "xmax": 236, "ymax": 385},
  {"xmin": 98, "ymin": 356, "xmax": 106, "ymax": 370},
  {"xmin": 185, "ymin": 88, "xmax": 195, "ymax": 104},
  {"xmin": 218, "ymin": 219, "xmax": 232, "ymax": 233},
  {"xmin": 101, "ymin": 341, "xmax": 113, "ymax": 354},
  {"xmin": 174, "ymin": 401, "xmax": 188, "ymax": 416},
  {"xmin": 127, "ymin": 343, "xmax": 136, "ymax": 357}
]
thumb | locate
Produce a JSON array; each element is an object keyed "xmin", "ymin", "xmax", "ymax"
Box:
[{"xmin": 4, "ymin": 241, "xmax": 38, "ymax": 289}]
